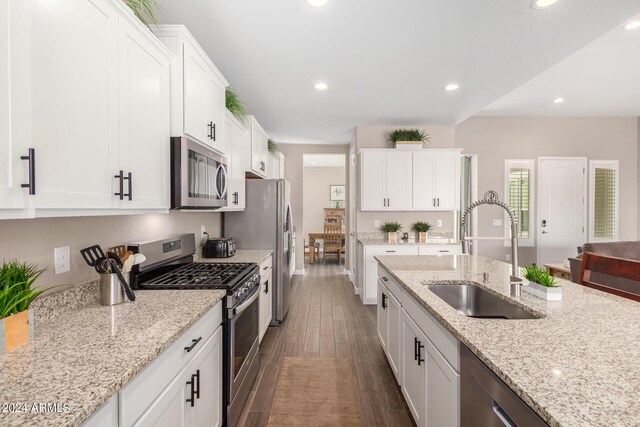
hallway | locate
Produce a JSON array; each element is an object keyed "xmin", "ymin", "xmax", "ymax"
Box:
[{"xmin": 238, "ymin": 263, "xmax": 414, "ymax": 426}]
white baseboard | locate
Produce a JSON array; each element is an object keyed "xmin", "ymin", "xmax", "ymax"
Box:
[{"xmin": 293, "ymin": 269, "xmax": 305, "ymax": 276}]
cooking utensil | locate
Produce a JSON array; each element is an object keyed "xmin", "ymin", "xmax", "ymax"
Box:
[
  {"xmin": 108, "ymin": 258, "xmax": 136, "ymax": 302},
  {"xmin": 80, "ymin": 245, "xmax": 106, "ymax": 269},
  {"xmin": 107, "ymin": 251, "xmax": 123, "ymax": 268},
  {"xmin": 122, "ymin": 256, "xmax": 134, "ymax": 275},
  {"xmin": 107, "ymin": 245, "xmax": 127, "ymax": 259},
  {"xmin": 121, "ymin": 250, "xmax": 134, "ymax": 264},
  {"xmin": 132, "ymin": 253, "xmax": 146, "ymax": 266},
  {"xmin": 96, "ymin": 257, "xmax": 110, "ymax": 274}
]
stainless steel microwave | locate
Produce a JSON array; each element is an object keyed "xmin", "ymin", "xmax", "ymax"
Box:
[{"xmin": 171, "ymin": 137, "xmax": 228, "ymax": 209}]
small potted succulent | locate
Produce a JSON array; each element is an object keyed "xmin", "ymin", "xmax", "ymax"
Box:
[
  {"xmin": 412, "ymin": 222, "xmax": 433, "ymax": 243},
  {"xmin": 0, "ymin": 261, "xmax": 46, "ymax": 352},
  {"xmin": 388, "ymin": 129, "xmax": 430, "ymax": 150},
  {"xmin": 521, "ymin": 264, "xmax": 562, "ymax": 301},
  {"xmin": 380, "ymin": 222, "xmax": 402, "ymax": 243}
]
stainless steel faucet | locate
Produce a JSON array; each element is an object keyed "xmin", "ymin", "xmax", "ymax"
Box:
[{"xmin": 461, "ymin": 191, "xmax": 520, "ymax": 280}]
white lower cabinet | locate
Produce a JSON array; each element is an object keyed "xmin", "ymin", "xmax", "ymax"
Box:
[
  {"xmin": 82, "ymin": 396, "xmax": 118, "ymax": 427},
  {"xmin": 118, "ymin": 302, "xmax": 223, "ymax": 427},
  {"xmin": 377, "ymin": 265, "xmax": 460, "ymax": 427},
  {"xmin": 259, "ymin": 255, "xmax": 273, "ymax": 342},
  {"xmin": 360, "ymin": 245, "xmax": 419, "ymax": 305},
  {"xmin": 417, "ymin": 245, "xmax": 462, "ymax": 256}
]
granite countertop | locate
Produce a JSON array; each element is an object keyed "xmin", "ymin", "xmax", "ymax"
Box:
[
  {"xmin": 196, "ymin": 249, "xmax": 272, "ymax": 264},
  {"xmin": 0, "ymin": 287, "xmax": 225, "ymax": 427},
  {"xmin": 374, "ymin": 255, "xmax": 640, "ymax": 427},
  {"xmin": 358, "ymin": 238, "xmax": 459, "ymax": 246}
]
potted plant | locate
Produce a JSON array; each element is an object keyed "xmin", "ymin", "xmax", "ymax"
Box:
[
  {"xmin": 0, "ymin": 261, "xmax": 46, "ymax": 352},
  {"xmin": 225, "ymin": 87, "xmax": 247, "ymax": 121},
  {"xmin": 380, "ymin": 222, "xmax": 402, "ymax": 243},
  {"xmin": 124, "ymin": 0, "xmax": 161, "ymax": 28},
  {"xmin": 388, "ymin": 129, "xmax": 430, "ymax": 150},
  {"xmin": 412, "ymin": 222, "xmax": 433, "ymax": 243},
  {"xmin": 521, "ymin": 264, "xmax": 562, "ymax": 301},
  {"xmin": 268, "ymin": 138, "xmax": 278, "ymax": 154}
]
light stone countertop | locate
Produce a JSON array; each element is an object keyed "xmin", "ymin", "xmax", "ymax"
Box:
[
  {"xmin": 358, "ymin": 238, "xmax": 459, "ymax": 246},
  {"xmin": 196, "ymin": 249, "xmax": 272, "ymax": 264},
  {"xmin": 374, "ymin": 255, "xmax": 640, "ymax": 427},
  {"xmin": 0, "ymin": 287, "xmax": 225, "ymax": 427}
]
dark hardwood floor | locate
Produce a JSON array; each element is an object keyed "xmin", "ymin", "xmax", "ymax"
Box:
[{"xmin": 237, "ymin": 262, "xmax": 415, "ymax": 426}]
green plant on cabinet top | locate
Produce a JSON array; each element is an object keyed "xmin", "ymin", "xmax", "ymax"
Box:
[
  {"xmin": 124, "ymin": 0, "xmax": 162, "ymax": 28},
  {"xmin": 522, "ymin": 264, "xmax": 559, "ymax": 288},
  {"xmin": 268, "ymin": 138, "xmax": 278, "ymax": 154},
  {"xmin": 225, "ymin": 87, "xmax": 247, "ymax": 120},
  {"xmin": 0, "ymin": 261, "xmax": 46, "ymax": 319},
  {"xmin": 380, "ymin": 222, "xmax": 402, "ymax": 233},
  {"xmin": 387, "ymin": 129, "xmax": 431, "ymax": 144},
  {"xmin": 411, "ymin": 222, "xmax": 433, "ymax": 233}
]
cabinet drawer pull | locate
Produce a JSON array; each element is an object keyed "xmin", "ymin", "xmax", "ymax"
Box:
[
  {"xmin": 233, "ymin": 191, "xmax": 239, "ymax": 205},
  {"xmin": 439, "ymin": 250, "xmax": 450, "ymax": 253},
  {"xmin": 417, "ymin": 340, "xmax": 425, "ymax": 365},
  {"xmin": 212, "ymin": 123, "xmax": 216, "ymax": 141},
  {"xmin": 194, "ymin": 369, "xmax": 200, "ymax": 399},
  {"xmin": 381, "ymin": 292, "xmax": 387, "ymax": 309},
  {"xmin": 20, "ymin": 148, "xmax": 36, "ymax": 195},
  {"xmin": 385, "ymin": 250, "xmax": 396, "ymax": 253},
  {"xmin": 414, "ymin": 337, "xmax": 419, "ymax": 361},
  {"xmin": 264, "ymin": 279, "xmax": 269, "ymax": 294},
  {"xmin": 381, "ymin": 276, "xmax": 388, "ymax": 282},
  {"xmin": 184, "ymin": 337, "xmax": 202, "ymax": 353},
  {"xmin": 186, "ymin": 374, "xmax": 196, "ymax": 407},
  {"xmin": 114, "ymin": 170, "xmax": 124, "ymax": 200}
]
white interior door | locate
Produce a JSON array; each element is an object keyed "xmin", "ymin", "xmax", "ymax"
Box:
[{"xmin": 537, "ymin": 158, "xmax": 587, "ymax": 265}]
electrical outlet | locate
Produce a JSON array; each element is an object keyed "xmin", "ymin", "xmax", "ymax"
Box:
[
  {"xmin": 493, "ymin": 219, "xmax": 503, "ymax": 226},
  {"xmin": 54, "ymin": 246, "xmax": 70, "ymax": 274},
  {"xmin": 437, "ymin": 219, "xmax": 443, "ymax": 228},
  {"xmin": 374, "ymin": 219, "xmax": 380, "ymax": 228},
  {"xmin": 201, "ymin": 225, "xmax": 207, "ymax": 239}
]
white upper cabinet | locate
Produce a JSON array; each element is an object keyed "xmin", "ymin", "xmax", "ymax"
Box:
[
  {"xmin": 28, "ymin": 0, "xmax": 120, "ymax": 210},
  {"xmin": 0, "ymin": 0, "xmax": 29, "ymax": 216},
  {"xmin": 117, "ymin": 15, "xmax": 171, "ymax": 210},
  {"xmin": 360, "ymin": 150, "xmax": 412, "ymax": 211},
  {"xmin": 248, "ymin": 116, "xmax": 268, "ymax": 177},
  {"xmin": 154, "ymin": 26, "xmax": 228, "ymax": 156},
  {"xmin": 413, "ymin": 150, "xmax": 461, "ymax": 211},
  {"xmin": 268, "ymin": 152, "xmax": 284, "ymax": 179},
  {"xmin": 219, "ymin": 111, "xmax": 248, "ymax": 211},
  {"xmin": 2, "ymin": 0, "xmax": 172, "ymax": 216}
]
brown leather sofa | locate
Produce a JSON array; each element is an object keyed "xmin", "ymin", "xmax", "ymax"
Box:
[{"xmin": 569, "ymin": 241, "xmax": 640, "ymax": 284}]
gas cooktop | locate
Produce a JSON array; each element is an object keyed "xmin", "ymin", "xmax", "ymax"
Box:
[{"xmin": 135, "ymin": 262, "xmax": 258, "ymax": 291}]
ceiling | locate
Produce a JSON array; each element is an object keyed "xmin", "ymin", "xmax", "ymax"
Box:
[
  {"xmin": 480, "ymin": 15, "xmax": 640, "ymax": 117},
  {"xmin": 303, "ymin": 154, "xmax": 346, "ymax": 168},
  {"xmin": 157, "ymin": 0, "xmax": 640, "ymax": 144}
]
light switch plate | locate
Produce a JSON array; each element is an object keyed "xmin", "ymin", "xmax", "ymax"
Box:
[
  {"xmin": 493, "ymin": 219, "xmax": 503, "ymax": 226},
  {"xmin": 54, "ymin": 246, "xmax": 70, "ymax": 274},
  {"xmin": 374, "ymin": 220, "xmax": 380, "ymax": 228},
  {"xmin": 437, "ymin": 220, "xmax": 443, "ymax": 228}
]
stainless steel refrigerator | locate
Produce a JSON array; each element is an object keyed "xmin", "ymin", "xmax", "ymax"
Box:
[{"xmin": 224, "ymin": 179, "xmax": 293, "ymax": 326}]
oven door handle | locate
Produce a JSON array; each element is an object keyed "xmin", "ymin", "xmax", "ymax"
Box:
[{"xmin": 230, "ymin": 288, "xmax": 259, "ymax": 318}]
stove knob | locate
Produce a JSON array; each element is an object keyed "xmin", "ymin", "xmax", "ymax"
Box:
[{"xmin": 237, "ymin": 289, "xmax": 247, "ymax": 300}]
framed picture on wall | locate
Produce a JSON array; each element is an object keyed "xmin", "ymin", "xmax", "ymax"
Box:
[{"xmin": 330, "ymin": 185, "xmax": 346, "ymax": 201}]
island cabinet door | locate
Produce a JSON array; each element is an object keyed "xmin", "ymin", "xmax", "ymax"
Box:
[
  {"xmin": 425, "ymin": 338, "xmax": 459, "ymax": 427},
  {"xmin": 386, "ymin": 289, "xmax": 402, "ymax": 382},
  {"xmin": 377, "ymin": 280, "xmax": 389, "ymax": 351},
  {"xmin": 401, "ymin": 311, "xmax": 427, "ymax": 426}
]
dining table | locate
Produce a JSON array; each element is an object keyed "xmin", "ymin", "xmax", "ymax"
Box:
[{"xmin": 308, "ymin": 231, "xmax": 346, "ymax": 264}]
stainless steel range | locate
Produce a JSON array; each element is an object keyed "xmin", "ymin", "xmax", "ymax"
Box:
[{"xmin": 128, "ymin": 233, "xmax": 260, "ymax": 427}]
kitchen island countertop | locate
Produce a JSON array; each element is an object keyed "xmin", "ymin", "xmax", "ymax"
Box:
[{"xmin": 375, "ymin": 255, "xmax": 640, "ymax": 427}]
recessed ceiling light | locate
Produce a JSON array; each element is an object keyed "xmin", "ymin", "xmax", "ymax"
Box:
[
  {"xmin": 531, "ymin": 0, "xmax": 559, "ymax": 9},
  {"xmin": 307, "ymin": 0, "xmax": 328, "ymax": 7},
  {"xmin": 314, "ymin": 82, "xmax": 328, "ymax": 90},
  {"xmin": 553, "ymin": 97, "xmax": 564, "ymax": 104},
  {"xmin": 444, "ymin": 83, "xmax": 459, "ymax": 91},
  {"xmin": 623, "ymin": 20, "xmax": 640, "ymax": 30}
]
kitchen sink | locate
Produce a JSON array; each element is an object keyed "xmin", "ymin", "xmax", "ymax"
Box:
[{"xmin": 426, "ymin": 284, "xmax": 539, "ymax": 319}]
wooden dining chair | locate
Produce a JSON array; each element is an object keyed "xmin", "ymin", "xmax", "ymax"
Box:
[
  {"xmin": 578, "ymin": 252, "xmax": 640, "ymax": 302},
  {"xmin": 323, "ymin": 224, "xmax": 342, "ymax": 264}
]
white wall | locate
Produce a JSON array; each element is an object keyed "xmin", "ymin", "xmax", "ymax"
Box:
[
  {"xmin": 302, "ymin": 166, "xmax": 346, "ymax": 243},
  {"xmin": 0, "ymin": 212, "xmax": 222, "ymax": 289},
  {"xmin": 455, "ymin": 116, "xmax": 638, "ymax": 265}
]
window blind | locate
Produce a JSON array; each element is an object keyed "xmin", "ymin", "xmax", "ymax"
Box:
[
  {"xmin": 508, "ymin": 168, "xmax": 530, "ymax": 239},
  {"xmin": 593, "ymin": 168, "xmax": 616, "ymax": 239}
]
